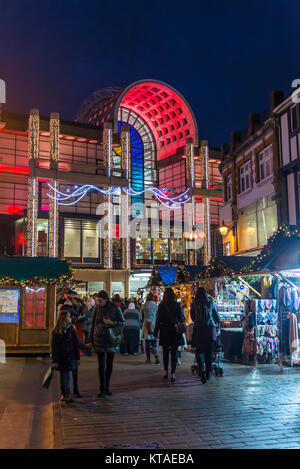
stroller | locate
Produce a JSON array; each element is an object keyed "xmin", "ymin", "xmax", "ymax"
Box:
[{"xmin": 191, "ymin": 335, "xmax": 224, "ymax": 377}]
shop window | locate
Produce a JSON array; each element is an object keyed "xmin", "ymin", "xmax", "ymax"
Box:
[
  {"xmin": 64, "ymin": 219, "xmax": 81, "ymax": 258},
  {"xmin": 239, "ymin": 161, "xmax": 251, "ymax": 193},
  {"xmin": 258, "ymin": 145, "xmax": 273, "ymax": 182},
  {"xmin": 82, "ymin": 220, "xmax": 99, "ymax": 259},
  {"xmin": 171, "ymin": 239, "xmax": 184, "ymax": 261},
  {"xmin": 64, "ymin": 218, "xmax": 99, "ymax": 261},
  {"xmin": 37, "ymin": 219, "xmax": 48, "ymax": 256},
  {"xmin": 135, "ymin": 238, "xmax": 151, "ymax": 261},
  {"xmin": 23, "ymin": 286, "xmax": 46, "ymax": 329},
  {"xmin": 153, "ymin": 238, "xmax": 169, "ymax": 261}
]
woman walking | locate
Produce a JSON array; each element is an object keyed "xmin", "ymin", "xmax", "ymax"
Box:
[
  {"xmin": 141, "ymin": 293, "xmax": 159, "ymax": 364},
  {"xmin": 154, "ymin": 288, "xmax": 184, "ymax": 383},
  {"xmin": 190, "ymin": 287, "xmax": 220, "ymax": 384},
  {"xmin": 123, "ymin": 302, "xmax": 141, "ymax": 354},
  {"xmin": 87, "ymin": 290, "xmax": 124, "ymax": 398},
  {"xmin": 52, "ymin": 309, "xmax": 80, "ymax": 403}
]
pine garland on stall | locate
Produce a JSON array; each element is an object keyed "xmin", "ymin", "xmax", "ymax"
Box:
[
  {"xmin": 147, "ymin": 266, "xmax": 163, "ymax": 287},
  {"xmin": 241, "ymin": 225, "xmax": 300, "ymax": 274},
  {"xmin": 175, "ymin": 266, "xmax": 190, "ymax": 284}
]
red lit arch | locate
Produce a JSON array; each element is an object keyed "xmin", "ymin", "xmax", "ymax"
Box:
[{"xmin": 113, "ymin": 80, "xmax": 198, "ymax": 160}]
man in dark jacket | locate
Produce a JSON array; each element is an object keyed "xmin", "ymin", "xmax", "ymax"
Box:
[
  {"xmin": 191, "ymin": 287, "xmax": 220, "ymax": 384},
  {"xmin": 87, "ymin": 290, "xmax": 124, "ymax": 398}
]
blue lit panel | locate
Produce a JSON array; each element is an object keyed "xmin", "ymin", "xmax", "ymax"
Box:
[{"xmin": 118, "ymin": 121, "xmax": 144, "ymax": 206}]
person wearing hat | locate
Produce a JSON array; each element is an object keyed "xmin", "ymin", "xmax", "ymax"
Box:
[
  {"xmin": 87, "ymin": 290, "xmax": 124, "ymax": 397},
  {"xmin": 123, "ymin": 302, "xmax": 141, "ymax": 355}
]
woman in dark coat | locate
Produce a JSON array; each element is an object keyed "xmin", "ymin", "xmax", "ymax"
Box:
[
  {"xmin": 87, "ymin": 290, "xmax": 124, "ymax": 398},
  {"xmin": 154, "ymin": 287, "xmax": 184, "ymax": 383},
  {"xmin": 52, "ymin": 309, "xmax": 80, "ymax": 403},
  {"xmin": 190, "ymin": 287, "xmax": 220, "ymax": 384}
]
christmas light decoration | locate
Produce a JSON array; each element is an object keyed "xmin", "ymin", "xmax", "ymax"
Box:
[
  {"xmin": 47, "ymin": 183, "xmax": 191, "ymax": 208},
  {"xmin": 49, "ymin": 113, "xmax": 59, "ymax": 257}
]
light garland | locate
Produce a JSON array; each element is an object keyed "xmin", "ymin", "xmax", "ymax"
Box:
[{"xmin": 47, "ymin": 183, "xmax": 191, "ymax": 209}]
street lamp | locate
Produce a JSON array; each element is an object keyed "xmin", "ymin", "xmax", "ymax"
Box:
[{"xmin": 219, "ymin": 221, "xmax": 228, "ymax": 237}]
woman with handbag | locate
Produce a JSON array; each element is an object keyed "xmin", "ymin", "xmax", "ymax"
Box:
[
  {"xmin": 141, "ymin": 293, "xmax": 159, "ymax": 364},
  {"xmin": 52, "ymin": 309, "xmax": 80, "ymax": 404},
  {"xmin": 87, "ymin": 290, "xmax": 124, "ymax": 398},
  {"xmin": 190, "ymin": 287, "xmax": 220, "ymax": 384},
  {"xmin": 153, "ymin": 288, "xmax": 184, "ymax": 383}
]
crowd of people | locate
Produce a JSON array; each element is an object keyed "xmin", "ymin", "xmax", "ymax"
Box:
[{"xmin": 51, "ymin": 286, "xmax": 220, "ymax": 403}]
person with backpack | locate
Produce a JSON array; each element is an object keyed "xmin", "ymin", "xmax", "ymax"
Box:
[
  {"xmin": 153, "ymin": 288, "xmax": 184, "ymax": 383},
  {"xmin": 190, "ymin": 287, "xmax": 220, "ymax": 384}
]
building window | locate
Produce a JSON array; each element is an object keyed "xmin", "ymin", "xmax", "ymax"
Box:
[
  {"xmin": 226, "ymin": 174, "xmax": 232, "ymax": 201},
  {"xmin": 291, "ymin": 104, "xmax": 300, "ymax": 132},
  {"xmin": 237, "ymin": 196, "xmax": 277, "ymax": 251},
  {"xmin": 64, "ymin": 218, "xmax": 100, "ymax": 261},
  {"xmin": 239, "ymin": 161, "xmax": 251, "ymax": 193},
  {"xmin": 23, "ymin": 286, "xmax": 47, "ymax": 329},
  {"xmin": 258, "ymin": 145, "xmax": 273, "ymax": 182}
]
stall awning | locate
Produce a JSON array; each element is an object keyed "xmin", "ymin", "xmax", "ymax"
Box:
[
  {"xmin": 184, "ymin": 265, "xmax": 207, "ymax": 280},
  {"xmin": 157, "ymin": 266, "xmax": 178, "ymax": 286},
  {"xmin": 0, "ymin": 257, "xmax": 72, "ymax": 284}
]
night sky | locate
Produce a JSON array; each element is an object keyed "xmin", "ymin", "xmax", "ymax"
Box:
[{"xmin": 1, "ymin": 0, "xmax": 299, "ymax": 146}]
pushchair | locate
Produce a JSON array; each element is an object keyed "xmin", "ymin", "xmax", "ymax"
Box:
[{"xmin": 191, "ymin": 335, "xmax": 224, "ymax": 377}]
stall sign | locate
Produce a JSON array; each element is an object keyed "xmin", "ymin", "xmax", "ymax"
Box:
[
  {"xmin": 238, "ymin": 283, "xmax": 249, "ymax": 296},
  {"xmin": 0, "ymin": 288, "xmax": 20, "ymax": 323}
]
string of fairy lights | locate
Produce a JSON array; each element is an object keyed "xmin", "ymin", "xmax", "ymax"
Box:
[{"xmin": 47, "ymin": 183, "xmax": 191, "ymax": 209}]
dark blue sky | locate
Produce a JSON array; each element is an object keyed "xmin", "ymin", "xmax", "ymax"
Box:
[{"xmin": 1, "ymin": 0, "xmax": 299, "ymax": 146}]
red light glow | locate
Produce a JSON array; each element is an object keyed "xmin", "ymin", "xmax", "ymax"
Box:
[
  {"xmin": 8, "ymin": 204, "xmax": 24, "ymax": 215},
  {"xmin": 120, "ymin": 82, "xmax": 196, "ymax": 160},
  {"xmin": 0, "ymin": 165, "xmax": 29, "ymax": 175}
]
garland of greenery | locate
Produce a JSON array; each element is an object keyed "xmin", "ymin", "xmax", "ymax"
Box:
[
  {"xmin": 240, "ymin": 224, "xmax": 300, "ymax": 274},
  {"xmin": 195, "ymin": 257, "xmax": 234, "ymax": 280}
]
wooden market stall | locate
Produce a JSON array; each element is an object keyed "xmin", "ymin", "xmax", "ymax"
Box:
[{"xmin": 0, "ymin": 257, "xmax": 72, "ymax": 354}]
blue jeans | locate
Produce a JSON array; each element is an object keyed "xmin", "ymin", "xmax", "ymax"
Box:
[{"xmin": 60, "ymin": 370, "xmax": 71, "ymax": 398}]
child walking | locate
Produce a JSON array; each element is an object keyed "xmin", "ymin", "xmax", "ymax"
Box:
[{"xmin": 52, "ymin": 309, "xmax": 80, "ymax": 403}]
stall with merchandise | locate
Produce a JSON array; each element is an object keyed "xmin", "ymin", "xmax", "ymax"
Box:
[
  {"xmin": 196, "ymin": 256, "xmax": 254, "ymax": 362},
  {"xmin": 0, "ymin": 257, "xmax": 73, "ymax": 354},
  {"xmin": 241, "ymin": 225, "xmax": 300, "ymax": 366}
]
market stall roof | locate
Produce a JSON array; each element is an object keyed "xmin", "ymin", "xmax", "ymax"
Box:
[
  {"xmin": 240, "ymin": 226, "xmax": 300, "ymax": 274},
  {"xmin": 154, "ymin": 265, "xmax": 208, "ymax": 286},
  {"xmin": 0, "ymin": 257, "xmax": 72, "ymax": 283},
  {"xmin": 216, "ymin": 256, "xmax": 254, "ymax": 273},
  {"xmin": 184, "ymin": 265, "xmax": 208, "ymax": 280},
  {"xmin": 157, "ymin": 266, "xmax": 178, "ymax": 286}
]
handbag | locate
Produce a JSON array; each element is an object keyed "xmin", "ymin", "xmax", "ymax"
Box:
[
  {"xmin": 42, "ymin": 366, "xmax": 54, "ymax": 389},
  {"xmin": 165, "ymin": 304, "xmax": 186, "ymax": 336},
  {"xmin": 106, "ymin": 326, "xmax": 123, "ymax": 347}
]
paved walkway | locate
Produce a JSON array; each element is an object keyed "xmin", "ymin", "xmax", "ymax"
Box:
[
  {"xmin": 54, "ymin": 351, "xmax": 300, "ymax": 450},
  {"xmin": 0, "ymin": 357, "xmax": 57, "ymax": 449}
]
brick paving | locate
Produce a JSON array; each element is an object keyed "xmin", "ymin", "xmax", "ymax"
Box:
[{"xmin": 53, "ymin": 351, "xmax": 300, "ymax": 449}]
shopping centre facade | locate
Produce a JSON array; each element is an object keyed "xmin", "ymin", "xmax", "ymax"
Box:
[{"xmin": 0, "ymin": 79, "xmax": 223, "ymax": 296}]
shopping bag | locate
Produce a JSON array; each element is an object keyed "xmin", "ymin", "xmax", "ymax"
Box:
[{"xmin": 42, "ymin": 366, "xmax": 54, "ymax": 389}]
